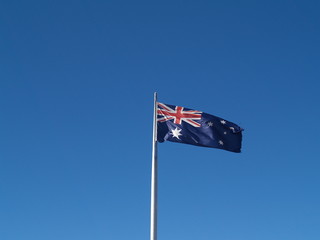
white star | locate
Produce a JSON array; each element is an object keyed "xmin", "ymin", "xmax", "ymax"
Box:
[
  {"xmin": 220, "ymin": 120, "xmax": 226, "ymax": 125},
  {"xmin": 207, "ymin": 122, "xmax": 213, "ymax": 127},
  {"xmin": 224, "ymin": 131, "xmax": 227, "ymax": 135},
  {"xmin": 171, "ymin": 128, "xmax": 182, "ymax": 139},
  {"xmin": 218, "ymin": 140, "xmax": 224, "ymax": 145}
]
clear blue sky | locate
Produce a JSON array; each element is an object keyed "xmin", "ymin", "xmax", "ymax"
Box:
[{"xmin": 1, "ymin": 1, "xmax": 320, "ymax": 239}]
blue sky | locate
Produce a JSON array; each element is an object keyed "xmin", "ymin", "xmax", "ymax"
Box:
[{"xmin": 1, "ymin": 1, "xmax": 320, "ymax": 239}]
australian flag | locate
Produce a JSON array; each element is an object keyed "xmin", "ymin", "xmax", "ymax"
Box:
[{"xmin": 157, "ymin": 102, "xmax": 243, "ymax": 153}]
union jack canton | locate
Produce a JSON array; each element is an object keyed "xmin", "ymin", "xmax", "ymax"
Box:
[{"xmin": 157, "ymin": 102, "xmax": 243, "ymax": 153}]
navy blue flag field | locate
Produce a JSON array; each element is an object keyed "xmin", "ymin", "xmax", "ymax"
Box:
[{"xmin": 157, "ymin": 102, "xmax": 243, "ymax": 153}]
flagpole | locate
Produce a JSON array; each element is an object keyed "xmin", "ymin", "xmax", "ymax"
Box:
[{"xmin": 150, "ymin": 92, "xmax": 158, "ymax": 240}]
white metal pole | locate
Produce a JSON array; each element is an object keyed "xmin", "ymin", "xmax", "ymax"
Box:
[{"xmin": 150, "ymin": 92, "xmax": 158, "ymax": 240}]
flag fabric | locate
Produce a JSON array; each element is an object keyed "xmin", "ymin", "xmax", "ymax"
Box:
[{"xmin": 157, "ymin": 102, "xmax": 243, "ymax": 153}]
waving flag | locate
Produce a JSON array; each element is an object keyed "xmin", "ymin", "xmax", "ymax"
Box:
[{"xmin": 157, "ymin": 102, "xmax": 243, "ymax": 153}]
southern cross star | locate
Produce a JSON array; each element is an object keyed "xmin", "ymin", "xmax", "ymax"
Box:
[
  {"xmin": 171, "ymin": 127, "xmax": 182, "ymax": 139},
  {"xmin": 207, "ymin": 121, "xmax": 214, "ymax": 127},
  {"xmin": 218, "ymin": 140, "xmax": 224, "ymax": 145},
  {"xmin": 220, "ymin": 120, "xmax": 226, "ymax": 125}
]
